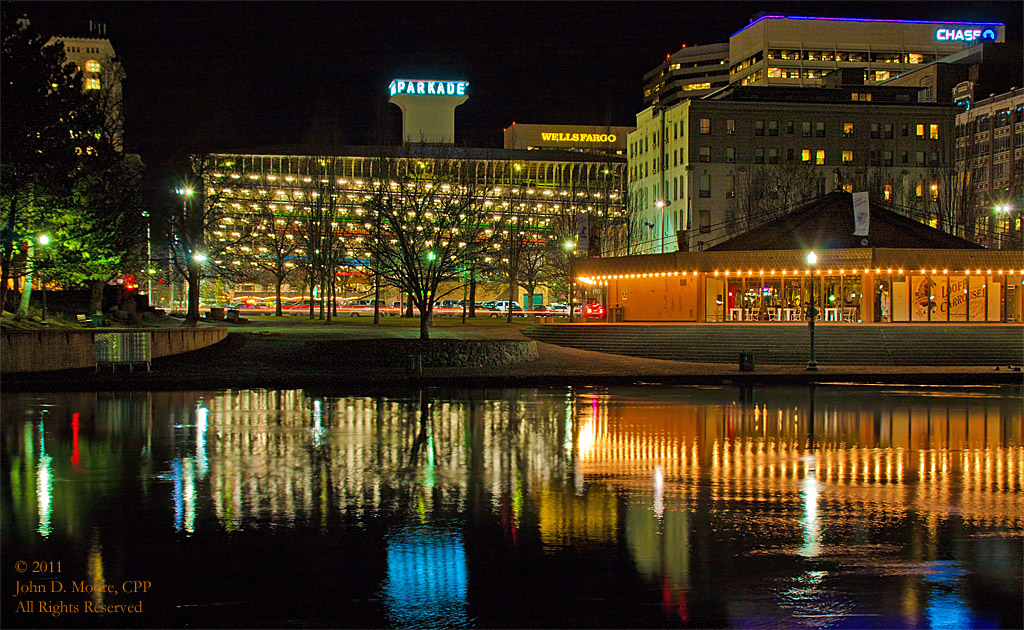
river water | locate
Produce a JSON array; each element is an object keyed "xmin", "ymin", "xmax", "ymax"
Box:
[{"xmin": 2, "ymin": 385, "xmax": 1021, "ymax": 629}]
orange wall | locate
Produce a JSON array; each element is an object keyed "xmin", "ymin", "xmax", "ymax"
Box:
[{"xmin": 610, "ymin": 276, "xmax": 700, "ymax": 321}]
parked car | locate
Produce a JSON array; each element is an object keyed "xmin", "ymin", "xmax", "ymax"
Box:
[
  {"xmin": 584, "ymin": 301, "xmax": 606, "ymax": 320},
  {"xmin": 488, "ymin": 300, "xmax": 526, "ymax": 317},
  {"xmin": 547, "ymin": 303, "xmax": 570, "ymax": 316},
  {"xmin": 342, "ymin": 299, "xmax": 390, "ymax": 316},
  {"xmin": 433, "ymin": 300, "xmax": 462, "ymax": 317}
]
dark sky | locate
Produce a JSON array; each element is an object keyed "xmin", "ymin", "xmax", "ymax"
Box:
[{"xmin": 14, "ymin": 1, "xmax": 1024, "ymax": 170}]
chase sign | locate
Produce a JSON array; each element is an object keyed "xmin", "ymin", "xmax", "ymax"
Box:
[
  {"xmin": 389, "ymin": 79, "xmax": 468, "ymax": 97},
  {"xmin": 935, "ymin": 27, "xmax": 998, "ymax": 42}
]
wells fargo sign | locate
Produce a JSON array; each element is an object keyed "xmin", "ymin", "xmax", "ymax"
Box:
[{"xmin": 540, "ymin": 132, "xmax": 618, "ymax": 143}]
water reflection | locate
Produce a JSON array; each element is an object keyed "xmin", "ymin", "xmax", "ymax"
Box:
[{"xmin": 2, "ymin": 385, "xmax": 1021, "ymax": 628}]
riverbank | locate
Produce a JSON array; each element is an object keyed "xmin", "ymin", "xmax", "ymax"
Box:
[{"xmin": 3, "ymin": 315, "xmax": 1022, "ymax": 391}]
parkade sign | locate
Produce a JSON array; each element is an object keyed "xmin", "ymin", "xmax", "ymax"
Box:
[
  {"xmin": 935, "ymin": 27, "xmax": 998, "ymax": 42},
  {"xmin": 389, "ymin": 79, "xmax": 468, "ymax": 97}
]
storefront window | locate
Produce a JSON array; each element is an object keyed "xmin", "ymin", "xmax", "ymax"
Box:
[{"xmin": 948, "ymin": 275, "xmax": 968, "ymax": 321}]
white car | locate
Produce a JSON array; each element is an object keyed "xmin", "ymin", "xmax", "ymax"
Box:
[{"xmin": 489, "ymin": 300, "xmax": 526, "ymax": 317}]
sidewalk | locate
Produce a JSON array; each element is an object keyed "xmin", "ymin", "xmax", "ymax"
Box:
[{"xmin": 4, "ymin": 314, "xmax": 1021, "ymax": 392}]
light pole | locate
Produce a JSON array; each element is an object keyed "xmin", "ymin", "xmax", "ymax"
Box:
[
  {"xmin": 175, "ymin": 187, "xmax": 194, "ymax": 313},
  {"xmin": 806, "ymin": 251, "xmax": 818, "ymax": 371},
  {"xmin": 142, "ymin": 210, "xmax": 152, "ymax": 300},
  {"xmin": 37, "ymin": 233, "xmax": 50, "ymax": 324},
  {"xmin": 995, "ymin": 203, "xmax": 1013, "ymax": 248},
  {"xmin": 655, "ymin": 200, "xmax": 666, "ymax": 253},
  {"xmin": 564, "ymin": 239, "xmax": 575, "ymax": 321}
]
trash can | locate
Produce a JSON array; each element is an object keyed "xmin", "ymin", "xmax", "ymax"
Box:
[
  {"xmin": 227, "ymin": 308, "xmax": 240, "ymax": 323},
  {"xmin": 209, "ymin": 307, "xmax": 226, "ymax": 320},
  {"xmin": 739, "ymin": 351, "xmax": 755, "ymax": 372},
  {"xmin": 610, "ymin": 306, "xmax": 625, "ymax": 322}
]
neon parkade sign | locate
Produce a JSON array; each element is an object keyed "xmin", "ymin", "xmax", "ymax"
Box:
[
  {"xmin": 389, "ymin": 79, "xmax": 468, "ymax": 97},
  {"xmin": 935, "ymin": 27, "xmax": 998, "ymax": 42},
  {"xmin": 540, "ymin": 132, "xmax": 618, "ymax": 143}
]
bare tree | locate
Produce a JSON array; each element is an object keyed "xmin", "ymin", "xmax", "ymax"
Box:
[
  {"xmin": 361, "ymin": 154, "xmax": 496, "ymax": 340},
  {"xmin": 248, "ymin": 197, "xmax": 301, "ymax": 316},
  {"xmin": 295, "ymin": 157, "xmax": 344, "ymax": 321}
]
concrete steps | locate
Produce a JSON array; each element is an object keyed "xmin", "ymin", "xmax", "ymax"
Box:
[{"xmin": 522, "ymin": 324, "xmax": 1024, "ymax": 366}]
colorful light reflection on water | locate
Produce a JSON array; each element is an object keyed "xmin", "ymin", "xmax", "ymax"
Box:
[{"xmin": 1, "ymin": 385, "xmax": 1021, "ymax": 628}]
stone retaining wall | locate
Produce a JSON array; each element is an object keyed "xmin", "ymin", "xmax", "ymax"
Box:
[
  {"xmin": 413, "ymin": 339, "xmax": 539, "ymax": 367},
  {"xmin": 1, "ymin": 328, "xmax": 229, "ymax": 373}
]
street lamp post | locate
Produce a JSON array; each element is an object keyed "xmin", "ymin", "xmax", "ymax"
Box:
[
  {"xmin": 655, "ymin": 200, "xmax": 666, "ymax": 253},
  {"xmin": 994, "ymin": 203, "xmax": 1013, "ymax": 248},
  {"xmin": 175, "ymin": 187, "xmax": 194, "ymax": 314},
  {"xmin": 142, "ymin": 210, "xmax": 152, "ymax": 299},
  {"xmin": 806, "ymin": 251, "xmax": 818, "ymax": 371},
  {"xmin": 37, "ymin": 234, "xmax": 50, "ymax": 324},
  {"xmin": 564, "ymin": 239, "xmax": 575, "ymax": 321}
]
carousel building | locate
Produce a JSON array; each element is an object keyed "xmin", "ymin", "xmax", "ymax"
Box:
[{"xmin": 574, "ymin": 192, "xmax": 1023, "ymax": 323}]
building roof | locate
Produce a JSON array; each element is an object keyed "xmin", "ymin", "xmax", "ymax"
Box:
[
  {"xmin": 207, "ymin": 144, "xmax": 626, "ymax": 165},
  {"xmin": 706, "ymin": 191, "xmax": 984, "ymax": 252}
]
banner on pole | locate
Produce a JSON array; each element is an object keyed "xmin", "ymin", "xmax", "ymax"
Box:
[
  {"xmin": 575, "ymin": 212, "xmax": 589, "ymax": 252},
  {"xmin": 852, "ymin": 192, "xmax": 870, "ymax": 237}
]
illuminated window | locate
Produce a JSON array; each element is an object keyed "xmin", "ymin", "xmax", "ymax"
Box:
[
  {"xmin": 929, "ymin": 124, "xmax": 939, "ymax": 140},
  {"xmin": 842, "ymin": 150, "xmax": 853, "ymax": 164},
  {"xmin": 843, "ymin": 122, "xmax": 854, "ymax": 137},
  {"xmin": 851, "ymin": 92, "xmax": 872, "ymax": 101},
  {"xmin": 930, "ymin": 182, "xmax": 939, "ymax": 202},
  {"xmin": 85, "ymin": 59, "xmax": 100, "ymax": 73},
  {"xmin": 682, "ymin": 82, "xmax": 710, "ymax": 91},
  {"xmin": 816, "ymin": 150, "xmax": 825, "ymax": 165},
  {"xmin": 915, "ymin": 180, "xmax": 924, "ymax": 198},
  {"xmin": 699, "ymin": 118, "xmax": 710, "ymax": 134},
  {"xmin": 884, "ymin": 182, "xmax": 893, "ymax": 200},
  {"xmin": 767, "ymin": 67, "xmax": 782, "ymax": 79},
  {"xmin": 916, "ymin": 124, "xmax": 925, "ymax": 138},
  {"xmin": 726, "ymin": 119, "xmax": 735, "ymax": 135},
  {"xmin": 802, "ymin": 149, "xmax": 811, "ymax": 163},
  {"xmin": 84, "ymin": 78, "xmax": 100, "ymax": 90}
]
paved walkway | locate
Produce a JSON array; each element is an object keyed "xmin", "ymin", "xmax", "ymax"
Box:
[{"xmin": 4, "ymin": 315, "xmax": 1021, "ymax": 392}]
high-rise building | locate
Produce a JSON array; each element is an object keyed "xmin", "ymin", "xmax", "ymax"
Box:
[
  {"xmin": 47, "ymin": 22, "xmax": 124, "ymax": 150},
  {"xmin": 628, "ymin": 75, "xmax": 957, "ymax": 253},
  {"xmin": 642, "ymin": 43, "xmax": 730, "ymax": 108},
  {"xmin": 644, "ymin": 16, "xmax": 1006, "ymax": 106},
  {"xmin": 955, "ymin": 88, "xmax": 1023, "ymax": 249}
]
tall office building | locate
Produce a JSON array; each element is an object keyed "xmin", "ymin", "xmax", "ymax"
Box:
[
  {"xmin": 644, "ymin": 16, "xmax": 1006, "ymax": 106},
  {"xmin": 643, "ymin": 43, "xmax": 730, "ymax": 108},
  {"xmin": 955, "ymin": 88, "xmax": 1024, "ymax": 249},
  {"xmin": 628, "ymin": 74, "xmax": 957, "ymax": 253},
  {"xmin": 48, "ymin": 22, "xmax": 124, "ymax": 149}
]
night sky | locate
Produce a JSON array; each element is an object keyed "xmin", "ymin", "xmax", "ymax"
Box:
[{"xmin": 14, "ymin": 1, "xmax": 1024, "ymax": 171}]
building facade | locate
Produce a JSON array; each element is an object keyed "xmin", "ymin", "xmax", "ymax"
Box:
[
  {"xmin": 728, "ymin": 16, "xmax": 1005, "ymax": 88},
  {"xmin": 642, "ymin": 42, "xmax": 730, "ymax": 108},
  {"xmin": 199, "ymin": 147, "xmax": 627, "ymax": 305},
  {"xmin": 48, "ymin": 25, "xmax": 124, "ymax": 150},
  {"xmin": 627, "ymin": 81, "xmax": 958, "ymax": 253},
  {"xmin": 644, "ymin": 16, "xmax": 1006, "ymax": 106},
  {"xmin": 503, "ymin": 123, "xmax": 633, "ymax": 155},
  {"xmin": 955, "ymin": 88, "xmax": 1023, "ymax": 249}
]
